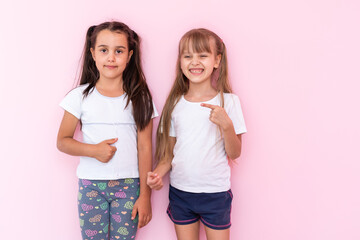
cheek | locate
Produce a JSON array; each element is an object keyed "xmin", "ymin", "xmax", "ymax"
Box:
[
  {"xmin": 209, "ymin": 59, "xmax": 218, "ymax": 68},
  {"xmin": 180, "ymin": 60, "xmax": 187, "ymax": 70},
  {"xmin": 116, "ymin": 56, "xmax": 127, "ymax": 65},
  {"xmin": 180, "ymin": 65, "xmax": 187, "ymax": 74}
]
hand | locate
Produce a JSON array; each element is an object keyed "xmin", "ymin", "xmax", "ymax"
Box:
[
  {"xmin": 147, "ymin": 172, "xmax": 164, "ymax": 190},
  {"xmin": 131, "ymin": 196, "xmax": 152, "ymax": 228},
  {"xmin": 92, "ymin": 138, "xmax": 118, "ymax": 163},
  {"xmin": 201, "ymin": 103, "xmax": 233, "ymax": 130}
]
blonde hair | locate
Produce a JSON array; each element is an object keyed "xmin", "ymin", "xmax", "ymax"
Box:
[{"xmin": 155, "ymin": 28, "xmax": 232, "ymax": 161}]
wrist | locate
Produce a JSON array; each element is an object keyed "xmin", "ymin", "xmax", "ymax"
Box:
[
  {"xmin": 138, "ymin": 192, "xmax": 151, "ymax": 200},
  {"xmin": 139, "ymin": 184, "xmax": 152, "ymax": 197},
  {"xmin": 222, "ymin": 120, "xmax": 234, "ymax": 132},
  {"xmin": 154, "ymin": 161, "xmax": 171, "ymax": 177},
  {"xmin": 86, "ymin": 143, "xmax": 97, "ymax": 158}
]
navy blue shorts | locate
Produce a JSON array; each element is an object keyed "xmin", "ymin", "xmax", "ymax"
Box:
[{"xmin": 167, "ymin": 185, "xmax": 233, "ymax": 230}]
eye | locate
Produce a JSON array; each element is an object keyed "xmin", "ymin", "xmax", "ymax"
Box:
[
  {"xmin": 200, "ymin": 54, "xmax": 208, "ymax": 58},
  {"xmin": 99, "ymin": 48, "xmax": 107, "ymax": 53},
  {"xmin": 116, "ymin": 49, "xmax": 123, "ymax": 54},
  {"xmin": 183, "ymin": 55, "xmax": 191, "ymax": 58}
]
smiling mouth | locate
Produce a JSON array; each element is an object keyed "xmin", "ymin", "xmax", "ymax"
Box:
[{"xmin": 189, "ymin": 68, "xmax": 204, "ymax": 74}]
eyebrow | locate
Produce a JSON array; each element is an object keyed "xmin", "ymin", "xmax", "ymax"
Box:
[{"xmin": 97, "ymin": 45, "xmax": 127, "ymax": 49}]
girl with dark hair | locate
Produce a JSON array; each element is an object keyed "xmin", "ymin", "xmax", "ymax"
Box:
[
  {"xmin": 57, "ymin": 21, "xmax": 157, "ymax": 240},
  {"xmin": 147, "ymin": 28, "xmax": 247, "ymax": 240}
]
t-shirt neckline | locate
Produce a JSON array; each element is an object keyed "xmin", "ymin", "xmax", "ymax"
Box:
[
  {"xmin": 182, "ymin": 93, "xmax": 219, "ymax": 104},
  {"xmin": 94, "ymin": 86, "xmax": 125, "ymax": 100}
]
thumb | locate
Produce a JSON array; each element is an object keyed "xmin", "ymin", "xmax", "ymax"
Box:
[
  {"xmin": 147, "ymin": 172, "xmax": 156, "ymax": 179},
  {"xmin": 106, "ymin": 138, "xmax": 118, "ymax": 144}
]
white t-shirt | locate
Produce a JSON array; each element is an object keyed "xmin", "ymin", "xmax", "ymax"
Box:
[
  {"xmin": 59, "ymin": 84, "xmax": 158, "ymax": 180},
  {"xmin": 169, "ymin": 93, "xmax": 246, "ymax": 193}
]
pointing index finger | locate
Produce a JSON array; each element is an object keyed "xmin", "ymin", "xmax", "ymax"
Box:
[{"xmin": 201, "ymin": 103, "xmax": 217, "ymax": 109}]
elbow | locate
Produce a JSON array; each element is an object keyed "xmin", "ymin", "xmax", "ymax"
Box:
[
  {"xmin": 57, "ymin": 138, "xmax": 65, "ymax": 152},
  {"xmin": 228, "ymin": 150, "xmax": 241, "ymax": 160}
]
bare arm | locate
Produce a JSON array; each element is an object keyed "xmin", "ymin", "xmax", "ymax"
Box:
[
  {"xmin": 131, "ymin": 119, "xmax": 154, "ymax": 228},
  {"xmin": 201, "ymin": 103, "xmax": 242, "ymax": 160},
  {"xmin": 147, "ymin": 137, "xmax": 176, "ymax": 190},
  {"xmin": 222, "ymin": 126, "xmax": 242, "ymax": 160},
  {"xmin": 57, "ymin": 111, "xmax": 117, "ymax": 163}
]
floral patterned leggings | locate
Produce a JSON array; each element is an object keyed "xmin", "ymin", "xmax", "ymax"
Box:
[{"xmin": 78, "ymin": 178, "xmax": 140, "ymax": 240}]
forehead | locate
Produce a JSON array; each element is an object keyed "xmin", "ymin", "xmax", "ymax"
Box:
[
  {"xmin": 95, "ymin": 29, "xmax": 128, "ymax": 47},
  {"xmin": 180, "ymin": 35, "xmax": 216, "ymax": 54}
]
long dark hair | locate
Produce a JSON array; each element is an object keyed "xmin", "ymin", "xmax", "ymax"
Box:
[{"xmin": 79, "ymin": 21, "xmax": 153, "ymax": 131}]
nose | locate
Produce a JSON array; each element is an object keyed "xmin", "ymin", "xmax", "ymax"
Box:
[
  {"xmin": 190, "ymin": 56, "xmax": 200, "ymax": 66},
  {"xmin": 108, "ymin": 52, "xmax": 115, "ymax": 62}
]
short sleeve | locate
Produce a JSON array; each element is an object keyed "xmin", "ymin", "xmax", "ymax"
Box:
[
  {"xmin": 169, "ymin": 117, "xmax": 176, "ymax": 137},
  {"xmin": 157, "ymin": 116, "xmax": 176, "ymax": 137},
  {"xmin": 227, "ymin": 94, "xmax": 247, "ymax": 134},
  {"xmin": 152, "ymin": 101, "xmax": 159, "ymax": 119},
  {"xmin": 59, "ymin": 87, "xmax": 83, "ymax": 119}
]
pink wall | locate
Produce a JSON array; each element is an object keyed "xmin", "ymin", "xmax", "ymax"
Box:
[{"xmin": 1, "ymin": 0, "xmax": 359, "ymax": 239}]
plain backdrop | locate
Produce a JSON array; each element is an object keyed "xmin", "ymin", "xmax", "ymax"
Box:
[{"xmin": 0, "ymin": 0, "xmax": 359, "ymax": 239}]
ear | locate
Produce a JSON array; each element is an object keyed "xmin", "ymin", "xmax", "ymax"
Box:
[
  {"xmin": 127, "ymin": 50, "xmax": 133, "ymax": 63},
  {"xmin": 214, "ymin": 54, "xmax": 221, "ymax": 69},
  {"xmin": 90, "ymin": 48, "xmax": 96, "ymax": 61}
]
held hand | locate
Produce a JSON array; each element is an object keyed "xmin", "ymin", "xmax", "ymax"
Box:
[
  {"xmin": 147, "ymin": 172, "xmax": 164, "ymax": 190},
  {"xmin": 201, "ymin": 103, "xmax": 233, "ymax": 130},
  {"xmin": 93, "ymin": 138, "xmax": 118, "ymax": 163},
  {"xmin": 131, "ymin": 196, "xmax": 152, "ymax": 228}
]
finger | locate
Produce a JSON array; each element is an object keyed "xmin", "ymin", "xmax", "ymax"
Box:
[
  {"xmin": 137, "ymin": 213, "xmax": 143, "ymax": 228},
  {"xmin": 209, "ymin": 111, "xmax": 213, "ymax": 118},
  {"xmin": 147, "ymin": 172, "xmax": 158, "ymax": 179},
  {"xmin": 149, "ymin": 178, "xmax": 161, "ymax": 189},
  {"xmin": 154, "ymin": 180, "xmax": 163, "ymax": 190},
  {"xmin": 200, "ymin": 103, "xmax": 217, "ymax": 109},
  {"xmin": 147, "ymin": 172, "xmax": 158, "ymax": 181},
  {"xmin": 147, "ymin": 178, "xmax": 157, "ymax": 187},
  {"xmin": 109, "ymin": 151, "xmax": 115, "ymax": 158},
  {"xmin": 147, "ymin": 176, "xmax": 154, "ymax": 184},
  {"xmin": 149, "ymin": 177, "xmax": 159, "ymax": 185},
  {"xmin": 147, "ymin": 172, "xmax": 154, "ymax": 184},
  {"xmin": 138, "ymin": 214, "xmax": 146, "ymax": 228},
  {"xmin": 209, "ymin": 112, "xmax": 215, "ymax": 121},
  {"xmin": 106, "ymin": 138, "xmax": 118, "ymax": 144},
  {"xmin": 209, "ymin": 116, "xmax": 217, "ymax": 124},
  {"xmin": 154, "ymin": 180, "xmax": 163, "ymax": 189},
  {"xmin": 147, "ymin": 172, "xmax": 159, "ymax": 182},
  {"xmin": 144, "ymin": 215, "xmax": 151, "ymax": 227},
  {"xmin": 131, "ymin": 205, "xmax": 138, "ymax": 221},
  {"xmin": 111, "ymin": 146, "xmax": 117, "ymax": 152}
]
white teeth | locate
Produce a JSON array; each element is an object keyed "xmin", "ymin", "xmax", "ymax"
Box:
[{"xmin": 190, "ymin": 69, "xmax": 203, "ymax": 73}]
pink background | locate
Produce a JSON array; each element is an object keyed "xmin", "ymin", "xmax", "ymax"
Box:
[{"xmin": 1, "ymin": 0, "xmax": 359, "ymax": 239}]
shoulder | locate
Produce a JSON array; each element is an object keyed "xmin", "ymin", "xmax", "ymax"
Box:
[
  {"xmin": 172, "ymin": 95, "xmax": 185, "ymax": 108},
  {"xmin": 66, "ymin": 84, "xmax": 90, "ymax": 98},
  {"xmin": 223, "ymin": 92, "xmax": 239, "ymax": 99},
  {"xmin": 73, "ymin": 83, "xmax": 90, "ymax": 94},
  {"xmin": 222, "ymin": 93, "xmax": 244, "ymax": 114},
  {"xmin": 223, "ymin": 93, "xmax": 240, "ymax": 104},
  {"xmin": 60, "ymin": 84, "xmax": 91, "ymax": 116}
]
